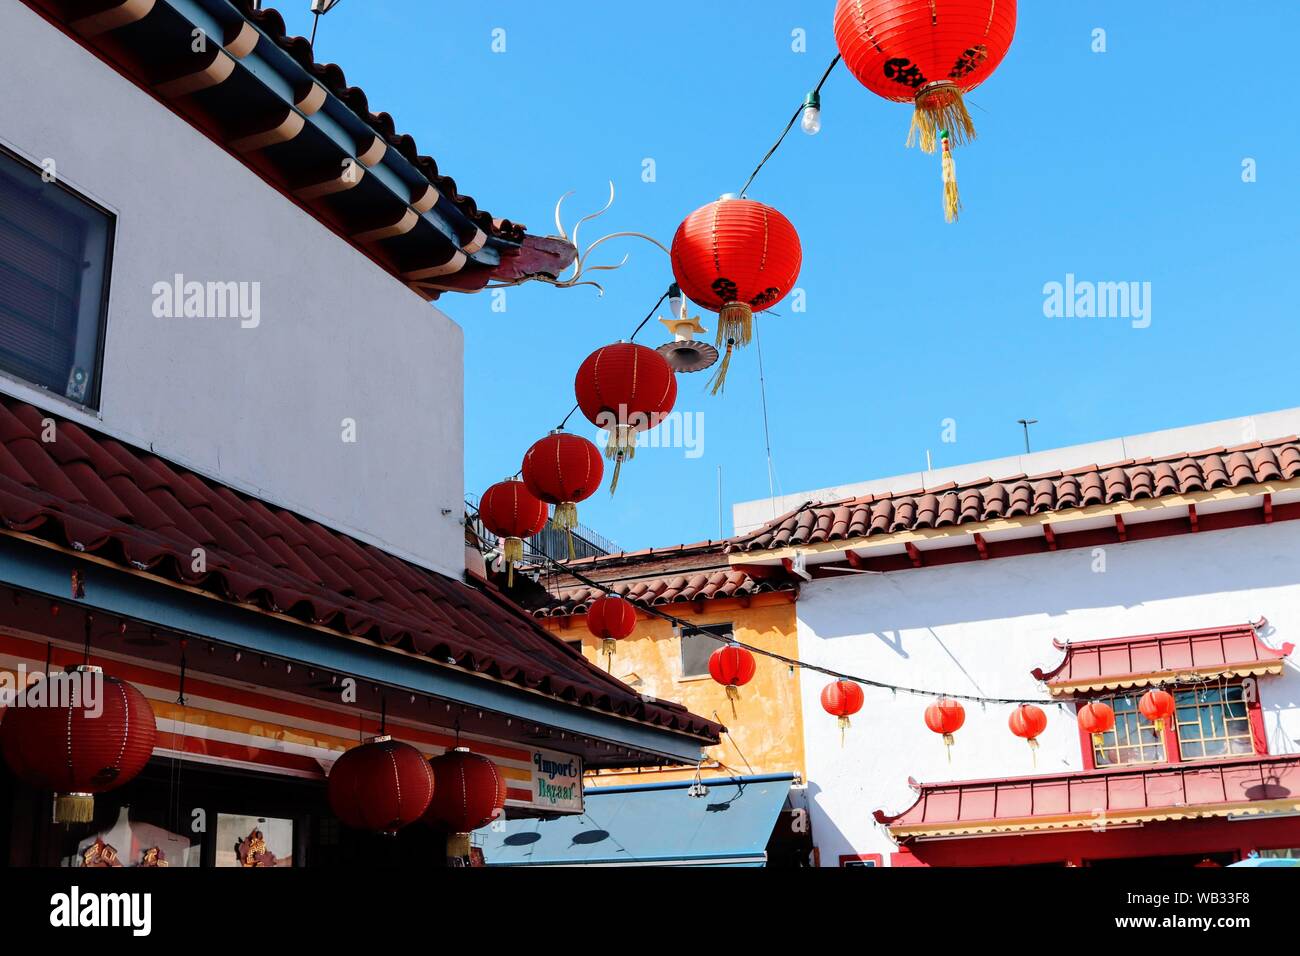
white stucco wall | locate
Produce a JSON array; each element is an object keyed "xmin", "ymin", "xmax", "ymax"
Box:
[
  {"xmin": 797, "ymin": 520, "xmax": 1300, "ymax": 865},
  {"xmin": 0, "ymin": 1, "xmax": 465, "ymax": 577}
]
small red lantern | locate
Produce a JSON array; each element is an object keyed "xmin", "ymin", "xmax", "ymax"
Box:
[
  {"xmin": 708, "ymin": 644, "xmax": 757, "ymax": 717},
  {"xmin": 522, "ymin": 431, "xmax": 603, "ymax": 558},
  {"xmin": 0, "ymin": 665, "xmax": 157, "ymax": 823},
  {"xmin": 670, "ymin": 197, "xmax": 802, "ymax": 392},
  {"xmin": 327, "ymin": 736, "xmax": 434, "ymax": 834},
  {"xmin": 477, "ymin": 477, "xmax": 548, "ymax": 586},
  {"xmin": 1008, "ymin": 703, "xmax": 1048, "ymax": 765},
  {"xmin": 833, "ymin": 0, "xmax": 1018, "ymax": 221},
  {"xmin": 820, "ymin": 680, "xmax": 865, "ymax": 746},
  {"xmin": 1139, "ymin": 689, "xmax": 1176, "ymax": 734},
  {"xmin": 574, "ymin": 343, "xmax": 677, "ymax": 491},
  {"xmin": 586, "ymin": 594, "xmax": 638, "ymax": 665},
  {"xmin": 924, "ymin": 697, "xmax": 966, "ymax": 761},
  {"xmin": 1077, "ymin": 701, "xmax": 1116, "ymax": 746},
  {"xmin": 425, "ymin": 747, "xmax": 507, "ymax": 859}
]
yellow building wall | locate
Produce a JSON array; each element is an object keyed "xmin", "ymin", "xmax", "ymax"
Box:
[{"xmin": 546, "ymin": 593, "xmax": 804, "ymax": 784}]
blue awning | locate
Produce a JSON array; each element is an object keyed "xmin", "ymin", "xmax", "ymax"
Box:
[{"xmin": 480, "ymin": 773, "xmax": 796, "ymax": 867}]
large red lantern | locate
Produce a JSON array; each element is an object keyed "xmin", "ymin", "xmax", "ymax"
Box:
[
  {"xmin": 1077, "ymin": 701, "xmax": 1116, "ymax": 746},
  {"xmin": 574, "ymin": 343, "xmax": 677, "ymax": 490},
  {"xmin": 708, "ymin": 644, "xmax": 757, "ymax": 717},
  {"xmin": 0, "ymin": 665, "xmax": 157, "ymax": 823},
  {"xmin": 1139, "ymin": 689, "xmax": 1176, "ymax": 734},
  {"xmin": 1008, "ymin": 703, "xmax": 1048, "ymax": 765},
  {"xmin": 478, "ymin": 477, "xmax": 548, "ymax": 586},
  {"xmin": 586, "ymin": 594, "xmax": 637, "ymax": 664},
  {"xmin": 424, "ymin": 747, "xmax": 507, "ymax": 859},
  {"xmin": 833, "ymin": 0, "xmax": 1018, "ymax": 221},
  {"xmin": 924, "ymin": 697, "xmax": 966, "ymax": 761},
  {"xmin": 670, "ymin": 197, "xmax": 802, "ymax": 392},
  {"xmin": 327, "ymin": 735, "xmax": 434, "ymax": 834},
  {"xmin": 521, "ymin": 431, "xmax": 603, "ymax": 558},
  {"xmin": 820, "ymin": 680, "xmax": 865, "ymax": 745}
]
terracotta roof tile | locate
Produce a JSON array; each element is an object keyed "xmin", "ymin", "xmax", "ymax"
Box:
[
  {"xmin": 0, "ymin": 395, "xmax": 717, "ymax": 741},
  {"xmin": 731, "ymin": 437, "xmax": 1300, "ymax": 553}
]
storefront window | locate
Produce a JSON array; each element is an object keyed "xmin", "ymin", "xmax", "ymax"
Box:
[
  {"xmin": 1092, "ymin": 694, "xmax": 1166, "ymax": 767},
  {"xmin": 1173, "ymin": 683, "xmax": 1255, "ymax": 760}
]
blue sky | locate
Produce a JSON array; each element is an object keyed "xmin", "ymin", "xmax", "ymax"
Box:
[{"xmin": 279, "ymin": 1, "xmax": 1300, "ymax": 551}]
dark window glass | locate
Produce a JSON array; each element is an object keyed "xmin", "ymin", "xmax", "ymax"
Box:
[
  {"xmin": 0, "ymin": 148, "xmax": 113, "ymax": 408},
  {"xmin": 680, "ymin": 624, "xmax": 731, "ymax": 678},
  {"xmin": 1174, "ymin": 684, "xmax": 1255, "ymax": 761}
]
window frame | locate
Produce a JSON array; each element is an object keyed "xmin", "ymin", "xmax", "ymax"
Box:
[
  {"xmin": 1077, "ymin": 678, "xmax": 1268, "ymax": 770},
  {"xmin": 0, "ymin": 143, "xmax": 115, "ymax": 411},
  {"xmin": 678, "ymin": 622, "xmax": 733, "ymax": 680}
]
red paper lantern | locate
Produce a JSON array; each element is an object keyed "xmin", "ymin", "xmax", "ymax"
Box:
[
  {"xmin": 522, "ymin": 431, "xmax": 603, "ymax": 557},
  {"xmin": 833, "ymin": 0, "xmax": 1018, "ymax": 220},
  {"xmin": 924, "ymin": 697, "xmax": 966, "ymax": 761},
  {"xmin": 1008, "ymin": 703, "xmax": 1048, "ymax": 764},
  {"xmin": 1077, "ymin": 701, "xmax": 1116, "ymax": 747},
  {"xmin": 327, "ymin": 735, "xmax": 434, "ymax": 834},
  {"xmin": 574, "ymin": 343, "xmax": 677, "ymax": 490},
  {"xmin": 670, "ymin": 197, "xmax": 802, "ymax": 392},
  {"xmin": 708, "ymin": 645, "xmax": 757, "ymax": 716},
  {"xmin": 425, "ymin": 747, "xmax": 507, "ymax": 859},
  {"xmin": 0, "ymin": 665, "xmax": 157, "ymax": 822},
  {"xmin": 1139, "ymin": 689, "xmax": 1176, "ymax": 734},
  {"xmin": 586, "ymin": 594, "xmax": 637, "ymax": 662},
  {"xmin": 820, "ymin": 680, "xmax": 865, "ymax": 745},
  {"xmin": 478, "ymin": 477, "xmax": 548, "ymax": 585}
]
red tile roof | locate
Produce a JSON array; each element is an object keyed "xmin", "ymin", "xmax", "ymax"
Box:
[
  {"xmin": 0, "ymin": 395, "xmax": 719, "ymax": 741},
  {"xmin": 874, "ymin": 755, "xmax": 1300, "ymax": 839},
  {"xmin": 1031, "ymin": 622, "xmax": 1294, "ymax": 695},
  {"xmin": 732, "ymin": 438, "xmax": 1300, "ymax": 553}
]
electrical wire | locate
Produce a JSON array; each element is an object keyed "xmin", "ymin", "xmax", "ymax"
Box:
[{"xmin": 739, "ymin": 54, "xmax": 841, "ymax": 198}]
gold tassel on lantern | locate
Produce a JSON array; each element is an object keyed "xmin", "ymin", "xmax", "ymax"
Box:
[
  {"xmin": 907, "ymin": 82, "xmax": 975, "ymax": 154},
  {"xmin": 1028, "ymin": 737, "xmax": 1039, "ymax": 768},
  {"xmin": 725, "ymin": 683, "xmax": 740, "ymax": 719},
  {"xmin": 941, "ymin": 131, "xmax": 961, "ymax": 223},
  {"xmin": 501, "ymin": 535, "xmax": 523, "ymax": 588},
  {"xmin": 446, "ymin": 832, "xmax": 471, "ymax": 860},
  {"xmin": 552, "ymin": 501, "xmax": 578, "ymax": 560},
  {"xmin": 606, "ymin": 426, "xmax": 637, "ymax": 495},
  {"xmin": 602, "ymin": 637, "xmax": 617, "ymax": 671},
  {"xmin": 55, "ymin": 792, "xmax": 95, "ymax": 824},
  {"xmin": 838, "ymin": 715, "xmax": 851, "ymax": 749},
  {"xmin": 708, "ymin": 339, "xmax": 735, "ymax": 396},
  {"xmin": 942, "ymin": 732, "xmax": 954, "ymax": 764}
]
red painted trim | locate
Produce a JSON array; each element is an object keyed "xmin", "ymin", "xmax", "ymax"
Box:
[
  {"xmin": 1043, "ymin": 523, "xmax": 1057, "ymax": 551},
  {"xmin": 1247, "ymin": 689, "xmax": 1270, "ymax": 756},
  {"xmin": 1188, "ymin": 504, "xmax": 1200, "ymax": 532},
  {"xmin": 1114, "ymin": 514, "xmax": 1128, "ymax": 542},
  {"xmin": 905, "ymin": 543, "xmax": 923, "ymax": 569},
  {"xmin": 972, "ymin": 533, "xmax": 989, "ymax": 559},
  {"xmin": 802, "ymin": 498, "xmax": 1300, "ymax": 579},
  {"xmin": 1076, "ymin": 700, "xmax": 1098, "ymax": 771}
]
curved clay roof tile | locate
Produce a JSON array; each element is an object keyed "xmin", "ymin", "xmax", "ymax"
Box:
[
  {"xmin": 981, "ymin": 484, "xmax": 1008, "ymax": 519},
  {"xmin": 1224, "ymin": 451, "xmax": 1256, "ymax": 486},
  {"xmin": 891, "ymin": 497, "xmax": 917, "ymax": 532},
  {"xmin": 1055, "ymin": 474, "xmax": 1080, "ymax": 510},
  {"xmin": 1078, "ymin": 471, "xmax": 1105, "ymax": 505},
  {"xmin": 1102, "ymin": 467, "xmax": 1130, "ymax": 503},
  {"xmin": 1251, "ymin": 447, "xmax": 1282, "ymax": 482},
  {"xmin": 1128, "ymin": 465, "xmax": 1154, "ymax": 499},
  {"xmin": 1005, "ymin": 481, "xmax": 1033, "ymax": 517},
  {"xmin": 1201, "ymin": 454, "xmax": 1230, "ymax": 489}
]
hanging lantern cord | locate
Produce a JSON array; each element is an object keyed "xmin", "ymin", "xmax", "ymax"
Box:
[{"xmin": 739, "ymin": 54, "xmax": 841, "ymax": 198}]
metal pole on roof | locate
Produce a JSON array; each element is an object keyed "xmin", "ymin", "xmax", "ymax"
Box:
[{"xmin": 1018, "ymin": 418, "xmax": 1038, "ymax": 454}]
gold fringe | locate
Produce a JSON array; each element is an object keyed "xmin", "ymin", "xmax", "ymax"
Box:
[
  {"xmin": 604, "ymin": 424, "xmax": 636, "ymax": 461},
  {"xmin": 553, "ymin": 502, "xmax": 578, "ymax": 560},
  {"xmin": 726, "ymin": 683, "xmax": 740, "ymax": 719},
  {"xmin": 707, "ymin": 342, "xmax": 734, "ymax": 395},
  {"xmin": 942, "ymin": 138, "xmax": 961, "ymax": 223},
  {"xmin": 603, "ymin": 637, "xmax": 617, "ymax": 671},
  {"xmin": 609, "ymin": 457, "xmax": 623, "ymax": 495},
  {"xmin": 55, "ymin": 793, "xmax": 94, "ymax": 824},
  {"xmin": 716, "ymin": 303, "xmax": 753, "ymax": 347},
  {"xmin": 1028, "ymin": 737, "xmax": 1039, "ymax": 768},
  {"xmin": 839, "ymin": 715, "xmax": 850, "ymax": 748},
  {"xmin": 907, "ymin": 83, "xmax": 975, "ymax": 153},
  {"xmin": 446, "ymin": 832, "xmax": 471, "ymax": 859},
  {"xmin": 503, "ymin": 536, "xmax": 523, "ymax": 588},
  {"xmin": 943, "ymin": 733, "xmax": 954, "ymax": 764}
]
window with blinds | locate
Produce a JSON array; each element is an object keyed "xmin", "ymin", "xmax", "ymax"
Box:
[{"xmin": 0, "ymin": 148, "xmax": 113, "ymax": 408}]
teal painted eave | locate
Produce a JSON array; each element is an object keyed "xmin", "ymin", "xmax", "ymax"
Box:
[
  {"xmin": 178, "ymin": 0, "xmax": 504, "ymax": 267},
  {"xmin": 0, "ymin": 534, "xmax": 709, "ymax": 764}
]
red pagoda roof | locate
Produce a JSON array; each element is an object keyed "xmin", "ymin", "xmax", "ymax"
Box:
[
  {"xmin": 1030, "ymin": 622, "xmax": 1294, "ymax": 696},
  {"xmin": 874, "ymin": 754, "xmax": 1300, "ymax": 839},
  {"xmin": 0, "ymin": 395, "xmax": 720, "ymax": 741}
]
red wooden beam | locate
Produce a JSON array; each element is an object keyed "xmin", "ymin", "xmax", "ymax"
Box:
[
  {"xmin": 1188, "ymin": 503, "xmax": 1199, "ymax": 533},
  {"xmin": 1114, "ymin": 515, "xmax": 1127, "ymax": 542},
  {"xmin": 1264, "ymin": 494, "xmax": 1274, "ymax": 524},
  {"xmin": 1043, "ymin": 523, "xmax": 1057, "ymax": 551},
  {"xmin": 973, "ymin": 533, "xmax": 989, "ymax": 560},
  {"xmin": 845, "ymin": 550, "xmax": 865, "ymax": 570},
  {"xmin": 905, "ymin": 543, "xmax": 923, "ymax": 568}
]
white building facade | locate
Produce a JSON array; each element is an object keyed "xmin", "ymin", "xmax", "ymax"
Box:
[{"xmin": 734, "ymin": 412, "xmax": 1300, "ymax": 866}]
